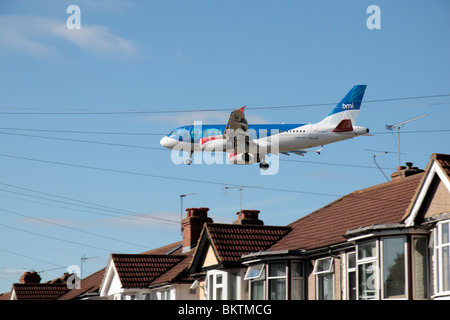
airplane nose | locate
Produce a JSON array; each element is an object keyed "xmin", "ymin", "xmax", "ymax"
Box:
[
  {"xmin": 160, "ymin": 136, "xmax": 170, "ymax": 148},
  {"xmin": 160, "ymin": 136, "xmax": 175, "ymax": 149}
]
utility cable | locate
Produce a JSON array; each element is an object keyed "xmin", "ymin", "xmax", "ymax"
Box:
[
  {"xmin": 0, "ymin": 94, "xmax": 448, "ymax": 115},
  {"xmin": 0, "ymin": 207, "xmax": 151, "ymax": 250}
]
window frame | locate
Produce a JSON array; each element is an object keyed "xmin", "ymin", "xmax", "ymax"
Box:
[
  {"xmin": 291, "ymin": 261, "xmax": 305, "ymax": 300},
  {"xmin": 434, "ymin": 220, "xmax": 450, "ymax": 296},
  {"xmin": 267, "ymin": 262, "xmax": 287, "ymax": 300},
  {"xmin": 313, "ymin": 257, "xmax": 334, "ymax": 300},
  {"xmin": 347, "ymin": 252, "xmax": 357, "ymax": 300},
  {"xmin": 356, "ymin": 240, "xmax": 379, "ymax": 300},
  {"xmin": 205, "ymin": 270, "xmax": 241, "ymax": 300},
  {"xmin": 380, "ymin": 236, "xmax": 408, "ymax": 300},
  {"xmin": 245, "ymin": 260, "xmax": 304, "ymax": 300},
  {"xmin": 411, "ymin": 235, "xmax": 429, "ymax": 299}
]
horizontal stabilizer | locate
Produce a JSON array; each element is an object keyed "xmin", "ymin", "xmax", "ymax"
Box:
[
  {"xmin": 332, "ymin": 119, "xmax": 353, "ymax": 132},
  {"xmin": 281, "ymin": 148, "xmax": 322, "ymax": 156}
]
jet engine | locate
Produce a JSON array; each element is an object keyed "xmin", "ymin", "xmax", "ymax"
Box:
[
  {"xmin": 228, "ymin": 153, "xmax": 258, "ymax": 165},
  {"xmin": 200, "ymin": 135, "xmax": 233, "ymax": 152}
]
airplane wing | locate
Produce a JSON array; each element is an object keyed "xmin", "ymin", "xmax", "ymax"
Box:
[
  {"xmin": 224, "ymin": 106, "xmax": 258, "ymax": 155},
  {"xmin": 225, "ymin": 106, "xmax": 248, "ymax": 132},
  {"xmin": 200, "ymin": 106, "xmax": 256, "ymax": 155}
]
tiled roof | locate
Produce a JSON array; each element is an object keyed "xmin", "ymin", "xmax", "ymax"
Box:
[
  {"xmin": 112, "ymin": 254, "xmax": 186, "ymax": 288},
  {"xmin": 270, "ymin": 172, "xmax": 425, "ymax": 252},
  {"xmin": 0, "ymin": 291, "xmax": 11, "ymax": 300},
  {"xmin": 140, "ymin": 241, "xmax": 183, "ymax": 256},
  {"xmin": 205, "ymin": 223, "xmax": 292, "ymax": 264},
  {"xmin": 434, "ymin": 153, "xmax": 450, "ymax": 175},
  {"xmin": 11, "ymin": 283, "xmax": 69, "ymax": 300},
  {"xmin": 58, "ymin": 268, "xmax": 105, "ymax": 300},
  {"xmin": 150, "ymin": 251, "xmax": 195, "ymax": 286}
]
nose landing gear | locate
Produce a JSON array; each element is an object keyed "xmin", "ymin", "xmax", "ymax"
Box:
[{"xmin": 185, "ymin": 151, "xmax": 193, "ymax": 165}]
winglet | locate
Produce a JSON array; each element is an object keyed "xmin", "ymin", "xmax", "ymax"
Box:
[{"xmin": 239, "ymin": 105, "xmax": 246, "ymax": 112}]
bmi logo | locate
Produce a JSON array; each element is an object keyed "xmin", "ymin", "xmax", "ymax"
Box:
[{"xmin": 341, "ymin": 103, "xmax": 354, "ymax": 109}]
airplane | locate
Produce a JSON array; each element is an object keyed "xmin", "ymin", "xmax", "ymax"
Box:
[{"xmin": 160, "ymin": 85, "xmax": 369, "ymax": 170}]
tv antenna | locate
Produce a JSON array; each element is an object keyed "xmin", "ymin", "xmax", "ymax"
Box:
[
  {"xmin": 180, "ymin": 193, "xmax": 197, "ymax": 235},
  {"xmin": 223, "ymin": 183, "xmax": 259, "ymax": 211},
  {"xmin": 365, "ymin": 149, "xmax": 405, "ymax": 181},
  {"xmin": 386, "ymin": 114, "xmax": 428, "ymax": 168},
  {"xmin": 81, "ymin": 254, "xmax": 99, "ymax": 279}
]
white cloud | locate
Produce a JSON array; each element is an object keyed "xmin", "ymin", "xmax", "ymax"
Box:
[
  {"xmin": 102, "ymin": 211, "xmax": 181, "ymax": 229},
  {"xmin": 0, "ymin": 15, "xmax": 138, "ymax": 58},
  {"xmin": 143, "ymin": 111, "xmax": 270, "ymax": 126}
]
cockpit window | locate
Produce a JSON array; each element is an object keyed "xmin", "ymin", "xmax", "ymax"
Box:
[{"xmin": 169, "ymin": 128, "xmax": 190, "ymax": 141}]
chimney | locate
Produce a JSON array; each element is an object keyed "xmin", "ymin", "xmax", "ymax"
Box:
[
  {"xmin": 390, "ymin": 162, "xmax": 424, "ymax": 181},
  {"xmin": 182, "ymin": 207, "xmax": 212, "ymax": 253},
  {"xmin": 233, "ymin": 210, "xmax": 264, "ymax": 226},
  {"xmin": 19, "ymin": 271, "xmax": 41, "ymax": 284}
]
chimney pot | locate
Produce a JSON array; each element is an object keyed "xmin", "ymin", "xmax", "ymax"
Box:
[
  {"xmin": 19, "ymin": 271, "xmax": 41, "ymax": 284},
  {"xmin": 391, "ymin": 162, "xmax": 424, "ymax": 180},
  {"xmin": 234, "ymin": 210, "xmax": 264, "ymax": 225}
]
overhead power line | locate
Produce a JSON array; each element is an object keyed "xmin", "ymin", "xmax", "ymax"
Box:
[
  {"xmin": 0, "ymin": 247, "xmax": 65, "ymax": 269},
  {"xmin": 0, "ymin": 127, "xmax": 449, "ymax": 137},
  {"xmin": 0, "ymin": 94, "xmax": 448, "ymax": 115},
  {"xmin": 0, "ymin": 182, "xmax": 179, "ymax": 225},
  {"xmin": 1, "ymin": 152, "xmax": 447, "ymax": 207},
  {"xmin": 0, "ymin": 127, "xmax": 162, "ymax": 135},
  {"xmin": 0, "ymin": 222, "xmax": 114, "ymax": 252},
  {"xmin": 0, "ymin": 130, "xmax": 442, "ymax": 172},
  {"xmin": 0, "ymin": 207, "xmax": 150, "ymax": 250}
]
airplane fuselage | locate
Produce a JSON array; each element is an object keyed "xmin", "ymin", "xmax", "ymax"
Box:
[{"xmin": 160, "ymin": 122, "xmax": 369, "ymax": 152}]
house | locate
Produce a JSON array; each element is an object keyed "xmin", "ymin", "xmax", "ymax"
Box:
[
  {"xmin": 188, "ymin": 210, "xmax": 292, "ymax": 300},
  {"xmin": 98, "ymin": 207, "xmax": 291, "ymax": 300},
  {"xmin": 233, "ymin": 153, "xmax": 448, "ymax": 300},
  {"xmin": 2, "ymin": 153, "xmax": 449, "ymax": 301},
  {"xmin": 4, "ymin": 269, "xmax": 105, "ymax": 301}
]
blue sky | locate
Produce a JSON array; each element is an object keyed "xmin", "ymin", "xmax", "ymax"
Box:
[{"xmin": 0, "ymin": 0, "xmax": 449, "ymax": 293}]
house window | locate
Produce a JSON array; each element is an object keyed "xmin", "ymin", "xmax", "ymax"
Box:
[
  {"xmin": 206, "ymin": 270, "xmax": 241, "ymax": 300},
  {"xmin": 381, "ymin": 237, "xmax": 407, "ymax": 299},
  {"xmin": 291, "ymin": 261, "xmax": 304, "ymax": 300},
  {"xmin": 227, "ymin": 272, "xmax": 238, "ymax": 300},
  {"xmin": 356, "ymin": 237, "xmax": 410, "ymax": 300},
  {"xmin": 245, "ymin": 261, "xmax": 303, "ymax": 300},
  {"xmin": 245, "ymin": 264, "xmax": 265, "ymax": 300},
  {"xmin": 313, "ymin": 257, "xmax": 334, "ymax": 300},
  {"xmin": 347, "ymin": 252, "xmax": 356, "ymax": 300},
  {"xmin": 357, "ymin": 240, "xmax": 378, "ymax": 300},
  {"xmin": 434, "ymin": 221, "xmax": 450, "ymax": 295},
  {"xmin": 142, "ymin": 293, "xmax": 151, "ymax": 300},
  {"xmin": 412, "ymin": 236, "xmax": 429, "ymax": 299},
  {"xmin": 160, "ymin": 289, "xmax": 171, "ymax": 300},
  {"xmin": 268, "ymin": 262, "xmax": 287, "ymax": 300}
]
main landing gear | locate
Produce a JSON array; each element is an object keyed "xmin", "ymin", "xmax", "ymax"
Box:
[
  {"xmin": 258, "ymin": 154, "xmax": 269, "ymax": 170},
  {"xmin": 259, "ymin": 162, "xmax": 269, "ymax": 170}
]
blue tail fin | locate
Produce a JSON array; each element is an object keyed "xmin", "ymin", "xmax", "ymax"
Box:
[{"xmin": 320, "ymin": 85, "xmax": 367, "ymax": 125}]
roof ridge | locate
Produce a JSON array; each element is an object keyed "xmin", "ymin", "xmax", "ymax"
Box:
[
  {"xmin": 207, "ymin": 222, "xmax": 291, "ymax": 229},
  {"xmin": 112, "ymin": 253, "xmax": 186, "ymax": 259}
]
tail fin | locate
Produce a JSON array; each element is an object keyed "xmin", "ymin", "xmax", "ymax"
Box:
[{"xmin": 319, "ymin": 85, "xmax": 367, "ymax": 126}]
